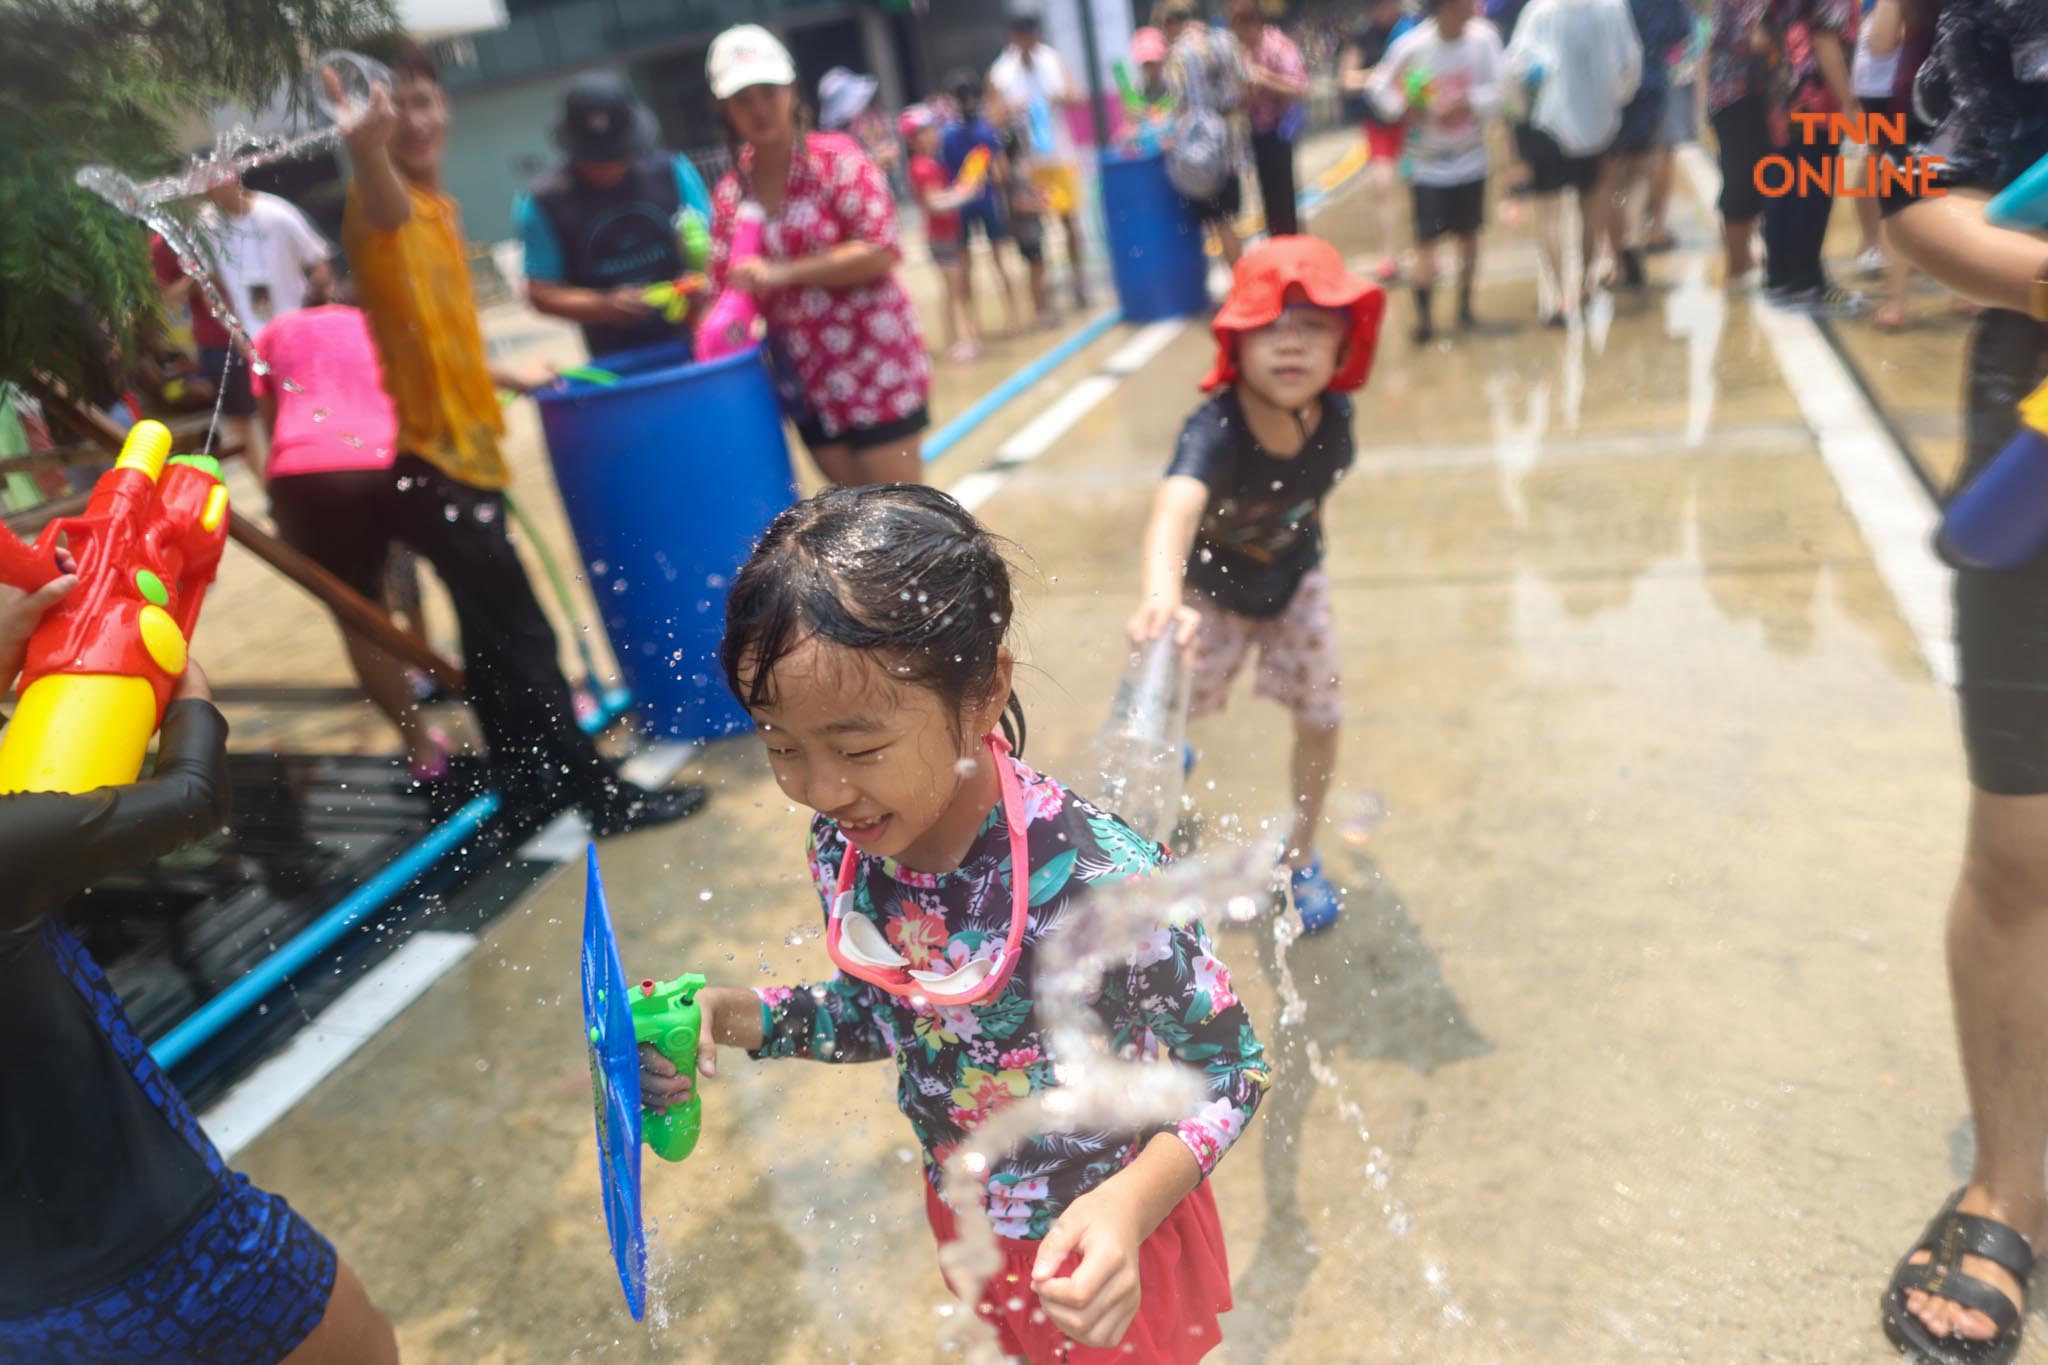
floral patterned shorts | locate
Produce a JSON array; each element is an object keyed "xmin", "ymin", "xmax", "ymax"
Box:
[{"xmin": 1185, "ymin": 566, "xmax": 1342, "ymax": 730}]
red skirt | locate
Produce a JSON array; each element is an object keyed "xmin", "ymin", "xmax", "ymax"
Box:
[
  {"xmin": 1364, "ymin": 120, "xmax": 1407, "ymax": 164},
  {"xmin": 923, "ymin": 1180, "xmax": 1233, "ymax": 1364}
]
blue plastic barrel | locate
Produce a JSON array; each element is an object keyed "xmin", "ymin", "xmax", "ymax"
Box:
[
  {"xmin": 536, "ymin": 342, "xmax": 796, "ymax": 742},
  {"xmin": 1099, "ymin": 149, "xmax": 1210, "ymax": 322}
]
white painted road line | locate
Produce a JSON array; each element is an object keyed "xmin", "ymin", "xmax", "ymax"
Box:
[
  {"xmin": 200, "ymin": 930, "xmax": 479, "ymax": 1160},
  {"xmin": 948, "ymin": 470, "xmax": 1008, "ymax": 513},
  {"xmin": 1105, "ymin": 319, "xmax": 1191, "ymax": 376},
  {"xmin": 996, "ymin": 374, "xmax": 1124, "ymax": 464},
  {"xmin": 1675, "ymin": 144, "xmax": 1952, "ymax": 685}
]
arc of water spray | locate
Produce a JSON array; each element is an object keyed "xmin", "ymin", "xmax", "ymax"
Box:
[
  {"xmin": 926, "ymin": 832, "xmax": 1279, "ymax": 1362},
  {"xmin": 73, "ymin": 52, "xmax": 386, "ymax": 370}
]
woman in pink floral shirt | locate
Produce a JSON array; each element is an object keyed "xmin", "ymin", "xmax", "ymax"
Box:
[{"xmin": 705, "ymin": 24, "xmax": 932, "ymax": 487}]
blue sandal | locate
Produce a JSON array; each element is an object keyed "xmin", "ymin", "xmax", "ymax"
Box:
[{"xmin": 1289, "ymin": 855, "xmax": 1343, "ymax": 935}]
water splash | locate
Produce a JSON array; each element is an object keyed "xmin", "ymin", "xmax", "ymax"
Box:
[
  {"xmin": 1258, "ymin": 859, "xmax": 1479, "ymax": 1347},
  {"xmin": 927, "ymin": 837, "xmax": 1276, "ymax": 1362},
  {"xmin": 1088, "ymin": 635, "xmax": 1191, "ymax": 846},
  {"xmin": 74, "ymin": 51, "xmax": 390, "ymax": 381}
]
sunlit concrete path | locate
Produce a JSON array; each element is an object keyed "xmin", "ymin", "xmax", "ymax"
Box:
[{"xmin": 223, "ymin": 139, "xmax": 2000, "ymax": 1362}]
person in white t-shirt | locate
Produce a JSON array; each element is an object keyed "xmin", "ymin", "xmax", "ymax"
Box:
[
  {"xmin": 989, "ymin": 12, "xmax": 1090, "ymax": 310},
  {"xmin": 1370, "ymin": 0, "xmax": 1505, "ymax": 343},
  {"xmin": 1504, "ymin": 0, "xmax": 1641, "ymax": 324},
  {"xmin": 198, "ymin": 173, "xmax": 333, "ymax": 455}
]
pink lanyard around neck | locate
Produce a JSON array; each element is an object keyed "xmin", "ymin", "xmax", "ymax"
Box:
[{"xmin": 827, "ymin": 734, "xmax": 1032, "ymax": 1008}]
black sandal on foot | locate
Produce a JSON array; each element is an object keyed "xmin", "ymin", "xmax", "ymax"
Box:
[{"xmin": 1882, "ymin": 1190, "xmax": 2034, "ymax": 1364}]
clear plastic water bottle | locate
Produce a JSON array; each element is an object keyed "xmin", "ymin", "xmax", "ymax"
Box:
[{"xmin": 1091, "ymin": 634, "xmax": 1192, "ymax": 846}]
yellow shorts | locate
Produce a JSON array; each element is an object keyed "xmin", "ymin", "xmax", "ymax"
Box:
[{"xmin": 1032, "ymin": 164, "xmax": 1082, "ymax": 218}]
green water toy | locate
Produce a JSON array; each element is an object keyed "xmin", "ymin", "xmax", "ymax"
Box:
[
  {"xmin": 1404, "ymin": 67, "xmax": 1435, "ymax": 109},
  {"xmin": 631, "ymin": 973, "xmax": 706, "ymax": 1162},
  {"xmin": 559, "ymin": 365, "xmax": 621, "ymax": 387},
  {"xmin": 676, "ymin": 207, "xmax": 711, "ymax": 272}
]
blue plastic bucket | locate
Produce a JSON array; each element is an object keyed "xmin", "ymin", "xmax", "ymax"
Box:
[
  {"xmin": 536, "ymin": 342, "xmax": 796, "ymax": 742},
  {"xmin": 1099, "ymin": 149, "xmax": 1210, "ymax": 323}
]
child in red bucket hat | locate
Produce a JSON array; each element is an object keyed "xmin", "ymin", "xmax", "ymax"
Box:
[{"xmin": 1130, "ymin": 236, "xmax": 1385, "ymax": 933}]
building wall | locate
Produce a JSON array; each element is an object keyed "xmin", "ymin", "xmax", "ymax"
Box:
[{"xmin": 439, "ymin": 67, "xmax": 623, "ymax": 244}]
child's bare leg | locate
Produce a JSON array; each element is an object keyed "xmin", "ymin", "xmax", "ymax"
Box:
[
  {"xmin": 1285, "ymin": 720, "xmax": 1340, "ymax": 868},
  {"xmin": 991, "ymin": 241, "xmax": 1022, "ymax": 334},
  {"xmin": 945, "ymin": 262, "xmax": 976, "ymax": 345},
  {"xmin": 1372, "ymin": 161, "xmax": 1402, "ymax": 267},
  {"xmin": 341, "ymin": 627, "xmax": 441, "ymax": 771},
  {"xmin": 938, "ymin": 265, "xmax": 960, "ymax": 350}
]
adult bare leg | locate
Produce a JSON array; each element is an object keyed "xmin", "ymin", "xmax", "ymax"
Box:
[
  {"xmin": 1902, "ymin": 789, "xmax": 2048, "ymax": 1341},
  {"xmin": 280, "ymin": 1258, "xmax": 399, "ymax": 1365},
  {"xmin": 847, "ymin": 439, "xmax": 924, "ymax": 487},
  {"xmin": 1722, "ymin": 215, "xmax": 1759, "ymax": 282}
]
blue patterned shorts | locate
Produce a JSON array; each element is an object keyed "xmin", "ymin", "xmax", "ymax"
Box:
[
  {"xmin": 0, "ymin": 924, "xmax": 337, "ymax": 1363},
  {"xmin": 0, "ymin": 1175, "xmax": 338, "ymax": 1363}
]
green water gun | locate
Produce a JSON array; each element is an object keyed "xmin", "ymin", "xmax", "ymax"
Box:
[
  {"xmin": 675, "ymin": 207, "xmax": 711, "ymax": 272},
  {"xmin": 632, "ymin": 973, "xmax": 705, "ymax": 1162},
  {"xmin": 1114, "ymin": 60, "xmax": 1145, "ymax": 118},
  {"xmin": 1404, "ymin": 67, "xmax": 1435, "ymax": 109},
  {"xmin": 640, "ymin": 273, "xmax": 707, "ymax": 324}
]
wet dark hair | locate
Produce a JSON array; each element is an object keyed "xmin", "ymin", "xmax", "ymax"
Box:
[
  {"xmin": 357, "ymin": 33, "xmax": 439, "ymax": 85},
  {"xmin": 721, "ymin": 485, "xmax": 1027, "ymax": 752}
]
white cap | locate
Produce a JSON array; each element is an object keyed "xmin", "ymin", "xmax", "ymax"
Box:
[{"xmin": 707, "ymin": 25, "xmax": 797, "ymax": 101}]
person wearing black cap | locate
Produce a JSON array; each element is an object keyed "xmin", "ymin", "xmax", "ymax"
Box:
[{"xmin": 514, "ymin": 72, "xmax": 714, "ymax": 361}]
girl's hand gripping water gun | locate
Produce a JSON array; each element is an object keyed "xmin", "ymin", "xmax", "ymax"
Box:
[
  {"xmin": 696, "ymin": 200, "xmax": 767, "ymax": 362},
  {"xmin": 631, "ymin": 973, "xmax": 706, "ymax": 1162},
  {"xmin": 0, "ymin": 420, "xmax": 228, "ymax": 794}
]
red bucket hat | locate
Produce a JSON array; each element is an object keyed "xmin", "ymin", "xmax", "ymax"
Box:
[{"xmin": 1201, "ymin": 235, "xmax": 1386, "ymax": 394}]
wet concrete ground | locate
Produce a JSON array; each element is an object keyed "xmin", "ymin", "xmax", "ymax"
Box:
[{"xmin": 220, "ymin": 142, "xmax": 2009, "ymax": 1361}]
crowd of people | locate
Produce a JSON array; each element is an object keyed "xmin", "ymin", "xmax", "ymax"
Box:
[{"xmin": 6, "ymin": 0, "xmax": 2048, "ymax": 1362}]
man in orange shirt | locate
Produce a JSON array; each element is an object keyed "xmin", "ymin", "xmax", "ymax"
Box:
[{"xmin": 337, "ymin": 37, "xmax": 705, "ymax": 835}]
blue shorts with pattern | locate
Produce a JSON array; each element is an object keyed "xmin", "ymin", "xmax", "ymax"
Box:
[{"xmin": 0, "ymin": 923, "xmax": 337, "ymax": 1363}]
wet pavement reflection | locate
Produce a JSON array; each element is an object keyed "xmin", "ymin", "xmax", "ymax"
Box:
[{"xmin": 221, "ymin": 139, "xmax": 2004, "ymax": 1361}]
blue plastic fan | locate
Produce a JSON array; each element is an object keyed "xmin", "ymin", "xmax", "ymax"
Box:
[{"xmin": 581, "ymin": 843, "xmax": 647, "ymax": 1319}]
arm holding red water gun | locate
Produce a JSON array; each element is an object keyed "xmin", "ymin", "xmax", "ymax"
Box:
[{"xmin": 0, "ymin": 420, "xmax": 230, "ymax": 794}]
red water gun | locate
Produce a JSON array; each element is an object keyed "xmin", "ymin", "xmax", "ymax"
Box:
[{"xmin": 0, "ymin": 420, "xmax": 229, "ymax": 794}]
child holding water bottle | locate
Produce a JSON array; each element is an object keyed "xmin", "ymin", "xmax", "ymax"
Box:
[
  {"xmin": 641, "ymin": 485, "xmax": 1268, "ymax": 1361},
  {"xmin": 1128, "ymin": 236, "xmax": 1385, "ymax": 934}
]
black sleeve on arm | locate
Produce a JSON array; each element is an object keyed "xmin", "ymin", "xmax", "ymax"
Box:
[
  {"xmin": 1881, "ymin": 0, "xmax": 2041, "ymax": 216},
  {"xmin": 1165, "ymin": 397, "xmax": 1236, "ymax": 489},
  {"xmin": 0, "ymin": 699, "xmax": 231, "ymax": 933}
]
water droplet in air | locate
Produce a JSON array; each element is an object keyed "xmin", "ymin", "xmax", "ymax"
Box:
[{"xmin": 310, "ymin": 407, "xmax": 329, "ymax": 422}]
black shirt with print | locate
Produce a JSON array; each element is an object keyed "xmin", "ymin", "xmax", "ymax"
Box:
[{"xmin": 1167, "ymin": 388, "xmax": 1355, "ymax": 620}]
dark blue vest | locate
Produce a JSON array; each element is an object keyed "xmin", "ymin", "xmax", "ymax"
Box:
[{"xmin": 531, "ymin": 154, "xmax": 689, "ymax": 359}]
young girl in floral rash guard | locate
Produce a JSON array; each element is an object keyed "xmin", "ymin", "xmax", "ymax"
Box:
[{"xmin": 641, "ymin": 485, "xmax": 1268, "ymax": 1362}]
